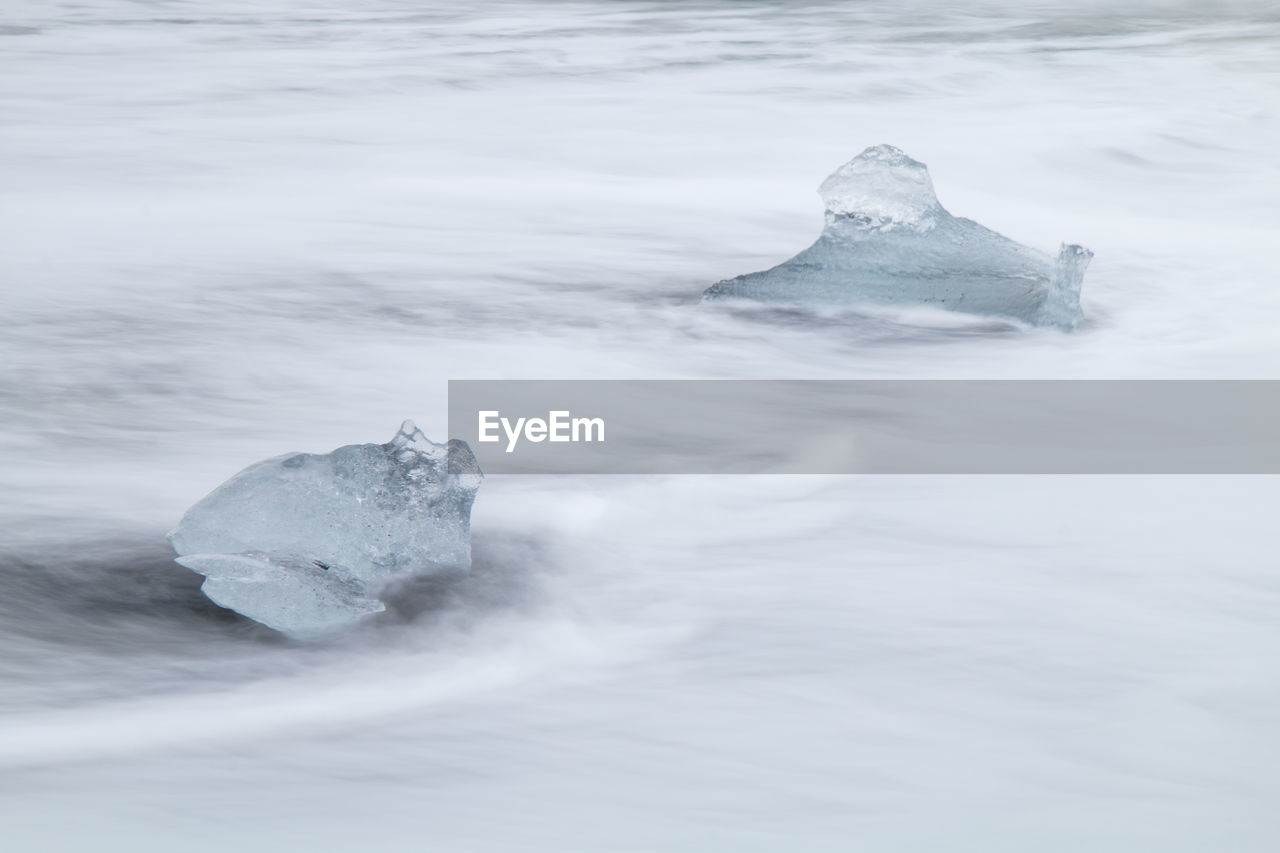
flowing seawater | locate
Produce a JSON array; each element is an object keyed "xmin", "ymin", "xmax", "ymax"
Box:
[{"xmin": 1, "ymin": 2, "xmax": 1278, "ymax": 849}]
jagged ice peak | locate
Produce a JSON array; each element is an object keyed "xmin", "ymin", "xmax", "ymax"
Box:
[{"xmin": 818, "ymin": 144, "xmax": 941, "ymax": 228}]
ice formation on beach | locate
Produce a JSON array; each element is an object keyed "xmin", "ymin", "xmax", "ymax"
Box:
[
  {"xmin": 703, "ymin": 145, "xmax": 1092, "ymax": 329},
  {"xmin": 169, "ymin": 421, "xmax": 483, "ymax": 638}
]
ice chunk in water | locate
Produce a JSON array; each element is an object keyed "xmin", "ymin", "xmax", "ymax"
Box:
[
  {"xmin": 169, "ymin": 421, "xmax": 482, "ymax": 638},
  {"xmin": 703, "ymin": 145, "xmax": 1092, "ymax": 329}
]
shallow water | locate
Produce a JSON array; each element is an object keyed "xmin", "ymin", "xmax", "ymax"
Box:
[{"xmin": 1, "ymin": 1, "xmax": 1278, "ymax": 850}]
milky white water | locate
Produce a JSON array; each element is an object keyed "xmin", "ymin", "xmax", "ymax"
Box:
[{"xmin": 1, "ymin": 2, "xmax": 1278, "ymax": 850}]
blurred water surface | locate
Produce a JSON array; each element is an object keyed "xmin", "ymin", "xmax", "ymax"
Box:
[{"xmin": 1, "ymin": 2, "xmax": 1278, "ymax": 850}]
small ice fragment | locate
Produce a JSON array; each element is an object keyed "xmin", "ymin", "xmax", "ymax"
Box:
[
  {"xmin": 176, "ymin": 552, "xmax": 385, "ymax": 639},
  {"xmin": 703, "ymin": 145, "xmax": 1092, "ymax": 329},
  {"xmin": 168, "ymin": 421, "xmax": 482, "ymax": 638}
]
